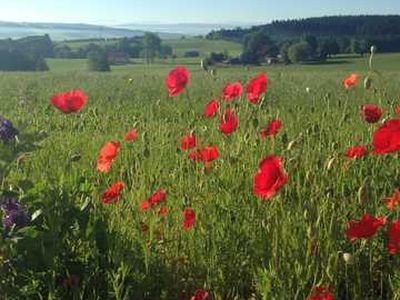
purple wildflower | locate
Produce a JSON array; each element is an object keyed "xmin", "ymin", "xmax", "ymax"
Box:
[
  {"xmin": 0, "ymin": 198, "xmax": 29, "ymax": 229},
  {"xmin": 0, "ymin": 116, "xmax": 18, "ymax": 142}
]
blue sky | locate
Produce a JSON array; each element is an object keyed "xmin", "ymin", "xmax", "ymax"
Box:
[{"xmin": 0, "ymin": 0, "xmax": 399, "ymax": 24}]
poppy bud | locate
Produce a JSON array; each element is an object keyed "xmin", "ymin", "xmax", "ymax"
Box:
[
  {"xmin": 343, "ymin": 252, "xmax": 353, "ymax": 264},
  {"xmin": 358, "ymin": 179, "xmax": 369, "ymax": 205},
  {"xmin": 286, "ymin": 140, "xmax": 296, "ymax": 151},
  {"xmin": 326, "ymin": 157, "xmax": 336, "ymax": 171},
  {"xmin": 370, "ymin": 45, "xmax": 377, "ymax": 54},
  {"xmin": 364, "ymin": 76, "xmax": 372, "ymax": 90}
]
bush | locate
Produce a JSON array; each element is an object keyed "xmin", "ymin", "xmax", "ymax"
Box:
[
  {"xmin": 287, "ymin": 42, "xmax": 313, "ymax": 63},
  {"xmin": 87, "ymin": 50, "xmax": 110, "ymax": 72}
]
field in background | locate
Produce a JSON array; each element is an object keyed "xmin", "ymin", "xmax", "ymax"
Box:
[{"xmin": 46, "ymin": 52, "xmax": 400, "ymax": 73}]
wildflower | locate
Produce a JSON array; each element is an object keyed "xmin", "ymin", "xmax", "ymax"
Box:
[
  {"xmin": 97, "ymin": 141, "xmax": 121, "ymax": 173},
  {"xmin": 183, "ymin": 208, "xmax": 196, "ymax": 230},
  {"xmin": 222, "ymin": 82, "xmax": 243, "ymax": 101},
  {"xmin": 0, "ymin": 116, "xmax": 18, "ymax": 142},
  {"xmin": 384, "ymin": 189, "xmax": 400, "ymax": 211},
  {"xmin": 204, "ymin": 99, "xmax": 219, "ymax": 118},
  {"xmin": 140, "ymin": 190, "xmax": 167, "ymax": 211},
  {"xmin": 191, "ymin": 289, "xmax": 209, "ymax": 300},
  {"xmin": 361, "ymin": 104, "xmax": 382, "ymax": 123},
  {"xmin": 260, "ymin": 119, "xmax": 282, "ymax": 139},
  {"xmin": 101, "ymin": 182, "xmax": 125, "ymax": 204},
  {"xmin": 220, "ymin": 108, "xmax": 238, "ymax": 135},
  {"xmin": 165, "ymin": 66, "xmax": 190, "ymax": 97},
  {"xmin": 247, "ymin": 73, "xmax": 267, "ymax": 104},
  {"xmin": 345, "ymin": 145, "xmax": 367, "ymax": 159},
  {"xmin": 181, "ymin": 134, "xmax": 197, "ymax": 151},
  {"xmin": 125, "ymin": 129, "xmax": 138, "ymax": 142},
  {"xmin": 0, "ymin": 198, "xmax": 29, "ymax": 229},
  {"xmin": 346, "ymin": 213, "xmax": 385, "ymax": 241},
  {"xmin": 50, "ymin": 90, "xmax": 88, "ymax": 113},
  {"xmin": 308, "ymin": 286, "xmax": 334, "ymax": 300},
  {"xmin": 342, "ymin": 73, "xmax": 359, "ymax": 89},
  {"xmin": 372, "ymin": 119, "xmax": 400, "ymax": 155},
  {"xmin": 253, "ymin": 155, "xmax": 288, "ymax": 199}
]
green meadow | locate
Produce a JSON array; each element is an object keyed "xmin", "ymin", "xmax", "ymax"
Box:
[{"xmin": 1, "ymin": 50, "xmax": 400, "ymax": 299}]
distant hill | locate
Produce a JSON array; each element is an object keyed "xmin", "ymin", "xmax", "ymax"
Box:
[
  {"xmin": 0, "ymin": 21, "xmax": 181, "ymax": 41},
  {"xmin": 206, "ymin": 15, "xmax": 400, "ymax": 42},
  {"xmin": 116, "ymin": 23, "xmax": 253, "ymax": 36}
]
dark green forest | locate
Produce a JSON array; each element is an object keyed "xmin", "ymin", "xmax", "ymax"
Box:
[{"xmin": 207, "ymin": 15, "xmax": 400, "ymax": 52}]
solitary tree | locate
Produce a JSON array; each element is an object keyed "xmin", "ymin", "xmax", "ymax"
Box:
[{"xmin": 87, "ymin": 50, "xmax": 110, "ymax": 72}]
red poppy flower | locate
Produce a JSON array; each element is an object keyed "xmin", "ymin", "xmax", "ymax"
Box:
[
  {"xmin": 204, "ymin": 99, "xmax": 219, "ymax": 118},
  {"xmin": 388, "ymin": 219, "xmax": 400, "ymax": 255},
  {"xmin": 149, "ymin": 190, "xmax": 167, "ymax": 205},
  {"xmin": 384, "ymin": 189, "xmax": 400, "ymax": 211},
  {"xmin": 50, "ymin": 90, "xmax": 88, "ymax": 114},
  {"xmin": 165, "ymin": 66, "xmax": 190, "ymax": 97},
  {"xmin": 253, "ymin": 155, "xmax": 288, "ymax": 200},
  {"xmin": 181, "ymin": 134, "xmax": 197, "ymax": 151},
  {"xmin": 220, "ymin": 108, "xmax": 238, "ymax": 135},
  {"xmin": 222, "ymin": 82, "xmax": 243, "ymax": 101},
  {"xmin": 191, "ymin": 289, "xmax": 209, "ymax": 300},
  {"xmin": 247, "ymin": 73, "xmax": 268, "ymax": 104},
  {"xmin": 101, "ymin": 182, "xmax": 125, "ymax": 204},
  {"xmin": 260, "ymin": 119, "xmax": 282, "ymax": 139},
  {"xmin": 97, "ymin": 141, "xmax": 121, "ymax": 173},
  {"xmin": 342, "ymin": 73, "xmax": 359, "ymax": 89},
  {"xmin": 395, "ymin": 105, "xmax": 400, "ymax": 115},
  {"xmin": 361, "ymin": 104, "xmax": 382, "ymax": 123},
  {"xmin": 200, "ymin": 146, "xmax": 219, "ymax": 162},
  {"xmin": 140, "ymin": 190, "xmax": 167, "ymax": 211},
  {"xmin": 308, "ymin": 286, "xmax": 334, "ymax": 300},
  {"xmin": 346, "ymin": 213, "xmax": 386, "ymax": 241},
  {"xmin": 183, "ymin": 208, "xmax": 196, "ymax": 230},
  {"xmin": 140, "ymin": 200, "xmax": 151, "ymax": 211},
  {"xmin": 345, "ymin": 145, "xmax": 367, "ymax": 159},
  {"xmin": 125, "ymin": 128, "xmax": 138, "ymax": 142},
  {"xmin": 189, "ymin": 146, "xmax": 219, "ymax": 166},
  {"xmin": 372, "ymin": 119, "xmax": 400, "ymax": 155}
]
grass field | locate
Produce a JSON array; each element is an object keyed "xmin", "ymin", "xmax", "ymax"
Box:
[
  {"xmin": 1, "ymin": 51, "xmax": 400, "ymax": 299},
  {"xmin": 58, "ymin": 37, "xmax": 243, "ymax": 58}
]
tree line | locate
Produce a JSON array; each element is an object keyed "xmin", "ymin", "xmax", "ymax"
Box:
[
  {"xmin": 207, "ymin": 15, "xmax": 400, "ymax": 64},
  {"xmin": 0, "ymin": 35, "xmax": 52, "ymax": 71}
]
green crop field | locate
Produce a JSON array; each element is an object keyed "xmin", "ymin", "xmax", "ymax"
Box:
[{"xmin": 1, "ymin": 51, "xmax": 400, "ymax": 299}]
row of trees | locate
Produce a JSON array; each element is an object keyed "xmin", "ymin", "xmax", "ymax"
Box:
[
  {"xmin": 238, "ymin": 30, "xmax": 377, "ymax": 65},
  {"xmin": 56, "ymin": 33, "xmax": 172, "ymax": 63}
]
